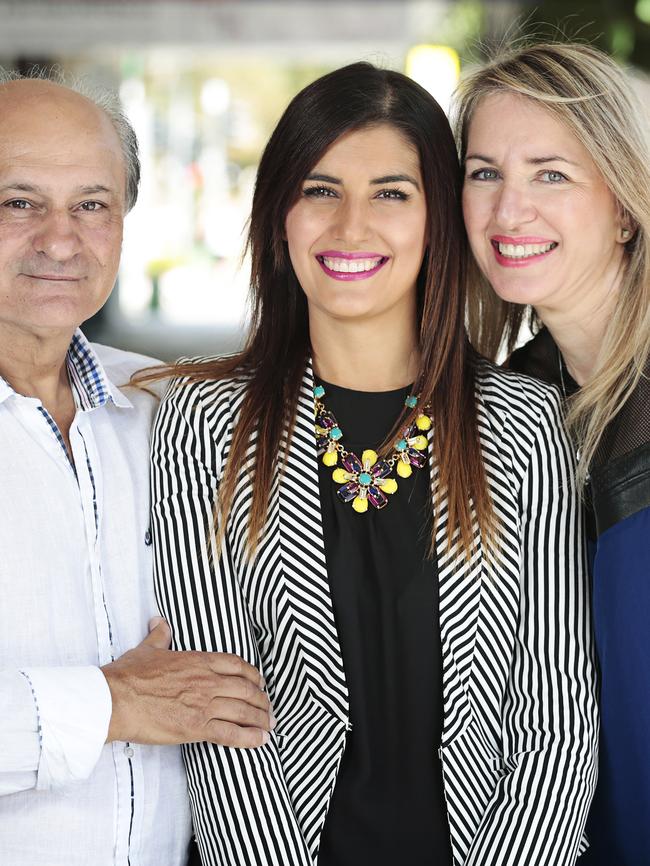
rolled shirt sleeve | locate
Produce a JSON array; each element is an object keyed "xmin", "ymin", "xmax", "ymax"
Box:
[{"xmin": 5, "ymin": 666, "xmax": 112, "ymax": 792}]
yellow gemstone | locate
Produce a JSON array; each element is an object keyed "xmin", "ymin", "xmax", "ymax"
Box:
[
  {"xmin": 332, "ymin": 467, "xmax": 350, "ymax": 483},
  {"xmin": 322, "ymin": 450, "xmax": 338, "ymax": 467},
  {"xmin": 361, "ymin": 449, "xmax": 378, "ymax": 467},
  {"xmin": 416, "ymin": 414, "xmax": 432, "ymax": 431},
  {"xmin": 411, "ymin": 435, "xmax": 428, "ymax": 451},
  {"xmin": 352, "ymin": 496, "xmax": 369, "ymax": 513},
  {"xmin": 379, "ymin": 477, "xmax": 398, "ymax": 494},
  {"xmin": 396, "ymin": 460, "xmax": 412, "ymax": 478}
]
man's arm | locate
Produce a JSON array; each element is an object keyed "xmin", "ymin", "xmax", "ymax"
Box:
[
  {"xmin": 0, "ymin": 665, "xmax": 111, "ymax": 793},
  {"xmin": 1, "ymin": 621, "xmax": 272, "ymax": 796},
  {"xmin": 102, "ymin": 617, "xmax": 273, "ymax": 748}
]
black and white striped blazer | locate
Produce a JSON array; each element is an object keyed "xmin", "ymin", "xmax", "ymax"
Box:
[{"xmin": 151, "ymin": 360, "xmax": 598, "ymax": 866}]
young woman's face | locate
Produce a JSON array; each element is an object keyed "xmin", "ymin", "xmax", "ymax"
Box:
[
  {"xmin": 285, "ymin": 124, "xmax": 427, "ymax": 325},
  {"xmin": 462, "ymin": 92, "xmax": 628, "ymax": 319}
]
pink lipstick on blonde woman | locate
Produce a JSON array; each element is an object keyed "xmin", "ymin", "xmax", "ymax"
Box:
[{"xmin": 490, "ymin": 235, "xmax": 558, "ymax": 268}]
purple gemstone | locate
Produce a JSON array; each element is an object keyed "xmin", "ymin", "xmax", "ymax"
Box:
[
  {"xmin": 318, "ymin": 412, "xmax": 336, "ymax": 430},
  {"xmin": 408, "ymin": 448, "xmax": 427, "ymax": 468},
  {"xmin": 316, "ymin": 434, "xmax": 329, "ymax": 449},
  {"xmin": 372, "ymin": 459, "xmax": 392, "ymax": 479},
  {"xmin": 337, "ymin": 481, "xmax": 359, "ymax": 502},
  {"xmin": 367, "ymin": 485, "xmax": 388, "ymax": 509},
  {"xmin": 342, "ymin": 452, "xmax": 363, "ymax": 473}
]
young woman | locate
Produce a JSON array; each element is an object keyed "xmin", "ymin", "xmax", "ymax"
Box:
[
  {"xmin": 457, "ymin": 41, "xmax": 650, "ymax": 865},
  {"xmin": 150, "ymin": 63, "xmax": 597, "ymax": 866}
]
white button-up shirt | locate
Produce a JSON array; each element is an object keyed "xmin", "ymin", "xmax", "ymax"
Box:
[{"xmin": 0, "ymin": 331, "xmax": 192, "ymax": 865}]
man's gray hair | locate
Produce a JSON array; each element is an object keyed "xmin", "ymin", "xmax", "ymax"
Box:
[{"xmin": 0, "ymin": 66, "xmax": 140, "ymax": 212}]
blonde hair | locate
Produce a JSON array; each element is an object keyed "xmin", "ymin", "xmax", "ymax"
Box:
[{"xmin": 454, "ymin": 41, "xmax": 650, "ymax": 484}]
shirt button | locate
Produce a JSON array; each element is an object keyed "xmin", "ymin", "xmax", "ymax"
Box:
[
  {"xmin": 124, "ymin": 746, "xmax": 135, "ymax": 758},
  {"xmin": 144, "ymin": 529, "xmax": 152, "ymax": 546}
]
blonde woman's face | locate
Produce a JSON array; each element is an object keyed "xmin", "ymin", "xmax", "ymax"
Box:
[{"xmin": 462, "ymin": 91, "xmax": 629, "ymax": 321}]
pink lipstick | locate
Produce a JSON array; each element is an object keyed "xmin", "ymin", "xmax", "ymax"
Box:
[
  {"xmin": 490, "ymin": 235, "xmax": 558, "ymax": 268},
  {"xmin": 316, "ymin": 250, "xmax": 389, "ymax": 282}
]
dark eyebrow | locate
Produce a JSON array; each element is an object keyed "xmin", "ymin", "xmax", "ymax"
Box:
[
  {"xmin": 465, "ymin": 153, "xmax": 578, "ymax": 167},
  {"xmin": 371, "ymin": 174, "xmax": 420, "ymax": 190},
  {"xmin": 305, "ymin": 173, "xmax": 341, "ymax": 184},
  {"xmin": 305, "ymin": 172, "xmax": 421, "ymax": 189}
]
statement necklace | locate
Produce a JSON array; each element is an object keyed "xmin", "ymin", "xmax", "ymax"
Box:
[{"xmin": 314, "ymin": 383, "xmax": 433, "ymax": 514}]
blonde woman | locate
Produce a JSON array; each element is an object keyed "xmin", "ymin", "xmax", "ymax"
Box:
[{"xmin": 457, "ymin": 42, "xmax": 650, "ymax": 865}]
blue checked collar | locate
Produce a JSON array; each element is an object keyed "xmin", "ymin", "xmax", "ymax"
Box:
[{"xmin": 0, "ymin": 329, "xmax": 133, "ymax": 411}]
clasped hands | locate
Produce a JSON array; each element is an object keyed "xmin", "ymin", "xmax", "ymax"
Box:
[{"xmin": 101, "ymin": 618, "xmax": 274, "ymax": 748}]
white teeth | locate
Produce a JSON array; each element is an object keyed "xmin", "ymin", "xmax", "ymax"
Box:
[
  {"xmin": 321, "ymin": 256, "xmax": 383, "ymax": 273},
  {"xmin": 497, "ymin": 242, "xmax": 556, "ymax": 258}
]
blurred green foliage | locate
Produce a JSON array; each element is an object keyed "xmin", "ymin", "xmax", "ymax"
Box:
[{"xmin": 522, "ymin": 0, "xmax": 650, "ymax": 70}]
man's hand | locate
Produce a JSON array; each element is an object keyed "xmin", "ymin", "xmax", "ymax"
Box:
[{"xmin": 101, "ymin": 618, "xmax": 274, "ymax": 748}]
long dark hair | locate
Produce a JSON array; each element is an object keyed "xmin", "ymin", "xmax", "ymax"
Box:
[{"xmin": 143, "ymin": 62, "xmax": 493, "ymax": 554}]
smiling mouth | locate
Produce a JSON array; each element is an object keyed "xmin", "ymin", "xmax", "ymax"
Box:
[
  {"xmin": 316, "ymin": 254, "xmax": 389, "ymax": 280},
  {"xmin": 492, "ymin": 240, "xmax": 558, "ymax": 262}
]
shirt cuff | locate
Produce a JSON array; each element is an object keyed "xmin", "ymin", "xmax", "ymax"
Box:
[{"xmin": 19, "ymin": 666, "xmax": 112, "ymax": 790}]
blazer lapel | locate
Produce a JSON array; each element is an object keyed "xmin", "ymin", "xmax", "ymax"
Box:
[
  {"xmin": 277, "ymin": 361, "xmax": 349, "ymax": 722},
  {"xmin": 432, "ymin": 402, "xmax": 485, "ymax": 746}
]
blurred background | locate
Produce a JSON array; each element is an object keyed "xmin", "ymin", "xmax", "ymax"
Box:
[{"xmin": 3, "ymin": 0, "xmax": 649, "ymax": 360}]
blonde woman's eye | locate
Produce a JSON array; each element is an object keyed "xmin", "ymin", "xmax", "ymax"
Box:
[
  {"xmin": 541, "ymin": 170, "xmax": 567, "ymax": 183},
  {"xmin": 469, "ymin": 168, "xmax": 499, "ymax": 181}
]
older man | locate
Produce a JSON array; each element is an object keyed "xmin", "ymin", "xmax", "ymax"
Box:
[{"xmin": 0, "ymin": 76, "xmax": 272, "ymax": 865}]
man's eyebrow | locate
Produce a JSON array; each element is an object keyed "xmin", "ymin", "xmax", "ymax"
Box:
[
  {"xmin": 304, "ymin": 172, "xmax": 421, "ymax": 189},
  {"xmin": 0, "ymin": 182, "xmax": 116, "ymax": 195}
]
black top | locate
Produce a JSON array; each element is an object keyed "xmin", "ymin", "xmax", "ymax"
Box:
[{"xmin": 315, "ymin": 381, "xmax": 452, "ymax": 866}]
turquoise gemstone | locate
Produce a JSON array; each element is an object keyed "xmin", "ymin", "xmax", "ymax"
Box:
[
  {"xmin": 359, "ymin": 471, "xmax": 373, "ymax": 486},
  {"xmin": 396, "ymin": 438, "xmax": 407, "ymax": 451},
  {"xmin": 314, "ymin": 385, "xmax": 325, "ymax": 398},
  {"xmin": 404, "ymin": 394, "xmax": 418, "ymax": 409},
  {"xmin": 330, "ymin": 427, "xmax": 343, "ymax": 440}
]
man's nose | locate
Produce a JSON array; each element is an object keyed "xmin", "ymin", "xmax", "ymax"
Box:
[
  {"xmin": 493, "ymin": 180, "xmax": 537, "ymax": 231},
  {"xmin": 32, "ymin": 210, "xmax": 82, "ymax": 262},
  {"xmin": 333, "ymin": 198, "xmax": 371, "ymax": 247}
]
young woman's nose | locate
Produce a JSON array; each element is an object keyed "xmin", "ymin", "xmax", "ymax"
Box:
[{"xmin": 332, "ymin": 197, "xmax": 371, "ymax": 247}]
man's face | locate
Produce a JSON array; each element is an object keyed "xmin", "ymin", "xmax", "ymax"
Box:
[{"xmin": 0, "ymin": 80, "xmax": 127, "ymax": 341}]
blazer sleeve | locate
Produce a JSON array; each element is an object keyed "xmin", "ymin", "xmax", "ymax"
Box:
[
  {"xmin": 150, "ymin": 380, "xmax": 311, "ymax": 866},
  {"xmin": 465, "ymin": 389, "xmax": 598, "ymax": 866}
]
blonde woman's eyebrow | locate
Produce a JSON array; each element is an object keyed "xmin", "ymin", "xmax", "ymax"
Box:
[
  {"xmin": 465, "ymin": 153, "xmax": 579, "ymax": 167},
  {"xmin": 527, "ymin": 155, "xmax": 579, "ymax": 166}
]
